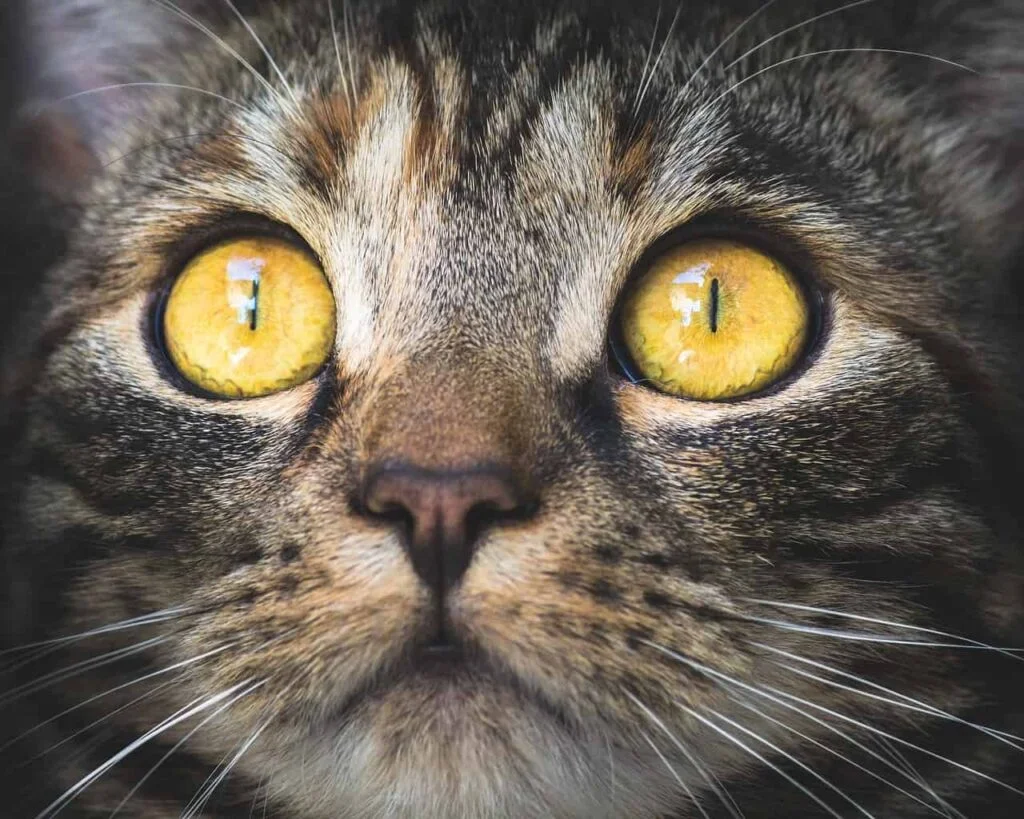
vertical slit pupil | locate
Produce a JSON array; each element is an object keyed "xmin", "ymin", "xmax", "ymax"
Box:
[
  {"xmin": 249, "ymin": 279, "xmax": 260, "ymax": 331},
  {"xmin": 709, "ymin": 278, "xmax": 720, "ymax": 333}
]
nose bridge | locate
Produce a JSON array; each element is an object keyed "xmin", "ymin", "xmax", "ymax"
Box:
[
  {"xmin": 354, "ymin": 349, "xmax": 543, "ymax": 610},
  {"xmin": 358, "ymin": 349, "xmax": 534, "ymax": 472}
]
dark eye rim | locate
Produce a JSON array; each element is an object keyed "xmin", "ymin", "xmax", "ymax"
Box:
[
  {"xmin": 144, "ymin": 212, "xmax": 336, "ymax": 401},
  {"xmin": 607, "ymin": 213, "xmax": 830, "ymax": 403}
]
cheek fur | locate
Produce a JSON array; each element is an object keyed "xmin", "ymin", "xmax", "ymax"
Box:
[{"xmin": 2, "ymin": 1, "xmax": 1024, "ymax": 817}]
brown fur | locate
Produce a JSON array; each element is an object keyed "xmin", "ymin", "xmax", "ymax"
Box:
[{"xmin": 2, "ymin": 1, "xmax": 1024, "ymax": 817}]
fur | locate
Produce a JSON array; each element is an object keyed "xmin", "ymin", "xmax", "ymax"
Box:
[{"xmin": 2, "ymin": 1, "xmax": 1023, "ymax": 817}]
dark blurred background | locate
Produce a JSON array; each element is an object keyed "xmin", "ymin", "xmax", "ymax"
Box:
[{"xmin": 0, "ymin": 0, "xmax": 64, "ymax": 348}]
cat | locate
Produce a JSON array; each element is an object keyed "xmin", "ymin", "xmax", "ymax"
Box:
[{"xmin": 2, "ymin": 0, "xmax": 1023, "ymax": 817}]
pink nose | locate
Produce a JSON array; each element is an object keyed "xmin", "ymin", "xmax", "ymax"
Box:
[{"xmin": 362, "ymin": 465, "xmax": 529, "ymax": 597}]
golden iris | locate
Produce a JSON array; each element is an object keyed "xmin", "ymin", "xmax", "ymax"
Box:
[
  {"xmin": 620, "ymin": 239, "xmax": 810, "ymax": 400},
  {"xmin": 162, "ymin": 237, "xmax": 335, "ymax": 398}
]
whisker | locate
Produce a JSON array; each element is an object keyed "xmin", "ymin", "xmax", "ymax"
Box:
[
  {"xmin": 626, "ymin": 691, "xmax": 744, "ymax": 819},
  {"xmin": 745, "ymin": 686, "xmax": 961, "ymax": 816},
  {"xmin": 35, "ymin": 678, "xmax": 264, "ymax": 819},
  {"xmin": 30, "ymin": 83, "xmax": 245, "ymax": 116},
  {"xmin": 870, "ymin": 736, "xmax": 965, "ymax": 819},
  {"xmin": 723, "ymin": 0, "xmax": 880, "ymax": 71},
  {"xmin": 702, "ymin": 704, "xmax": 877, "ymax": 817},
  {"xmin": 18, "ymin": 679, "xmax": 179, "ymax": 770},
  {"xmin": 633, "ymin": 5, "xmax": 662, "ymax": 114},
  {"xmin": 729, "ymin": 694, "xmax": 962, "ymax": 819},
  {"xmin": 184, "ymin": 680, "xmax": 295, "ymax": 817},
  {"xmin": 754, "ymin": 643, "xmax": 1024, "ymax": 750},
  {"xmin": 0, "ymin": 635, "xmax": 171, "ymax": 708},
  {"xmin": 248, "ymin": 775, "xmax": 265, "ymax": 819},
  {"xmin": 637, "ymin": 728, "xmax": 713, "ymax": 819},
  {"xmin": 327, "ymin": 0, "xmax": 351, "ymax": 105},
  {"xmin": 219, "ymin": 0, "xmax": 299, "ymax": 105},
  {"xmin": 1, "ymin": 644, "xmax": 233, "ymax": 753},
  {"xmin": 743, "ymin": 599, "xmax": 1024, "ymax": 660},
  {"xmin": 0, "ymin": 609, "xmax": 188, "ymax": 659},
  {"xmin": 109, "ymin": 683, "xmax": 262, "ymax": 818},
  {"xmin": 701, "ymin": 49, "xmax": 981, "ymax": 112},
  {"xmin": 633, "ymin": 5, "xmax": 682, "ymax": 115},
  {"xmin": 146, "ymin": 0, "xmax": 287, "ymax": 108},
  {"xmin": 642, "ymin": 641, "xmax": 1024, "ymax": 798},
  {"xmin": 679, "ymin": 0, "xmax": 783, "ymax": 95},
  {"xmin": 195, "ymin": 718, "xmax": 272, "ymax": 816},
  {"xmin": 341, "ymin": 0, "xmax": 359, "ymax": 105},
  {"xmin": 676, "ymin": 702, "xmax": 850, "ymax": 819},
  {"xmin": 743, "ymin": 616, "xmax": 1023, "ymax": 650}
]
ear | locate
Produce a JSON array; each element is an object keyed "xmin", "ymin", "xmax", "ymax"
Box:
[
  {"xmin": 10, "ymin": 0, "xmax": 217, "ymax": 199},
  {"xmin": 911, "ymin": 2, "xmax": 1024, "ymax": 258}
]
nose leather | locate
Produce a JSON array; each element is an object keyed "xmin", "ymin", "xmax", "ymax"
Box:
[{"xmin": 363, "ymin": 465, "xmax": 527, "ymax": 597}]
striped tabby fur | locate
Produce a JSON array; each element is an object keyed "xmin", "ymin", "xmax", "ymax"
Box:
[{"xmin": 2, "ymin": 1, "xmax": 1023, "ymax": 817}]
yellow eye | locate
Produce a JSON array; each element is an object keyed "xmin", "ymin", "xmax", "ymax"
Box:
[
  {"xmin": 162, "ymin": 237, "xmax": 336, "ymax": 398},
  {"xmin": 619, "ymin": 239, "xmax": 811, "ymax": 400}
]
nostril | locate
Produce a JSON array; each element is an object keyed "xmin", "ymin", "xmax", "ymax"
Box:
[{"xmin": 360, "ymin": 464, "xmax": 535, "ymax": 597}]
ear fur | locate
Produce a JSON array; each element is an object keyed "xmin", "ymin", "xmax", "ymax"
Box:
[
  {"xmin": 13, "ymin": 0, "xmax": 221, "ymax": 197},
  {"xmin": 914, "ymin": 1, "xmax": 1024, "ymax": 250}
]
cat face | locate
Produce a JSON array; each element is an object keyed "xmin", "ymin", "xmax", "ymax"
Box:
[{"xmin": 2, "ymin": 1, "xmax": 1023, "ymax": 817}]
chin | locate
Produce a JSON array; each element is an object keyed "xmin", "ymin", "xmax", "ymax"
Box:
[{"xmin": 249, "ymin": 666, "xmax": 685, "ymax": 819}]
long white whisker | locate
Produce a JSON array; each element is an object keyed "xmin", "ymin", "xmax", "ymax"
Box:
[
  {"xmin": 20, "ymin": 679, "xmax": 179, "ymax": 769},
  {"xmin": 701, "ymin": 49, "xmax": 981, "ymax": 113},
  {"xmin": 687, "ymin": 647, "xmax": 967, "ymax": 815},
  {"xmin": 219, "ymin": 0, "xmax": 299, "ymax": 105},
  {"xmin": 633, "ymin": 5, "xmax": 662, "ymax": 112},
  {"xmin": 701, "ymin": 704, "xmax": 878, "ymax": 818},
  {"xmin": 108, "ymin": 682, "xmax": 260, "ymax": 818},
  {"xmin": 723, "ymin": 0, "xmax": 879, "ymax": 71},
  {"xmin": 676, "ymin": 701, "xmax": 849, "ymax": 819},
  {"xmin": 744, "ymin": 617, "xmax": 1021, "ymax": 650},
  {"xmin": 680, "ymin": 0, "xmax": 783, "ymax": 94},
  {"xmin": 0, "ymin": 636, "xmax": 171, "ymax": 708},
  {"xmin": 869, "ymin": 736, "xmax": 965, "ymax": 819},
  {"xmin": 0, "ymin": 608, "xmax": 188, "ymax": 659},
  {"xmin": 755, "ymin": 643, "xmax": 1024, "ymax": 750},
  {"xmin": 35, "ymin": 678, "xmax": 264, "ymax": 818},
  {"xmin": 341, "ymin": 0, "xmax": 359, "ymax": 105},
  {"xmin": 184, "ymin": 679, "xmax": 295, "ymax": 817},
  {"xmin": 2, "ymin": 644, "xmax": 232, "ymax": 753},
  {"xmin": 638, "ymin": 728, "xmax": 713, "ymax": 819},
  {"xmin": 626, "ymin": 691, "xmax": 744, "ymax": 819},
  {"xmin": 645, "ymin": 640, "xmax": 1024, "ymax": 798},
  {"xmin": 327, "ymin": 0, "xmax": 351, "ymax": 104},
  {"xmin": 147, "ymin": 0, "xmax": 287, "ymax": 108},
  {"xmin": 729, "ymin": 694, "xmax": 962, "ymax": 819},
  {"xmin": 634, "ymin": 5, "xmax": 682, "ymax": 114},
  {"xmin": 743, "ymin": 599, "xmax": 1024, "ymax": 660},
  {"xmin": 692, "ymin": 660, "xmax": 963, "ymax": 816},
  {"xmin": 248, "ymin": 774, "xmax": 265, "ymax": 819},
  {"xmin": 35, "ymin": 83, "xmax": 245, "ymax": 115}
]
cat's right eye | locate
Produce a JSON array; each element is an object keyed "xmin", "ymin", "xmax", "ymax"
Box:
[{"xmin": 161, "ymin": 237, "xmax": 336, "ymax": 398}]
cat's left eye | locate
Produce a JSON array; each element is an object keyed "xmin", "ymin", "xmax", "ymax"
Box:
[
  {"xmin": 161, "ymin": 237, "xmax": 336, "ymax": 398},
  {"xmin": 615, "ymin": 238, "xmax": 811, "ymax": 401}
]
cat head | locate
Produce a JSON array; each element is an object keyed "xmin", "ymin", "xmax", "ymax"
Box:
[{"xmin": 3, "ymin": 2, "xmax": 1024, "ymax": 817}]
